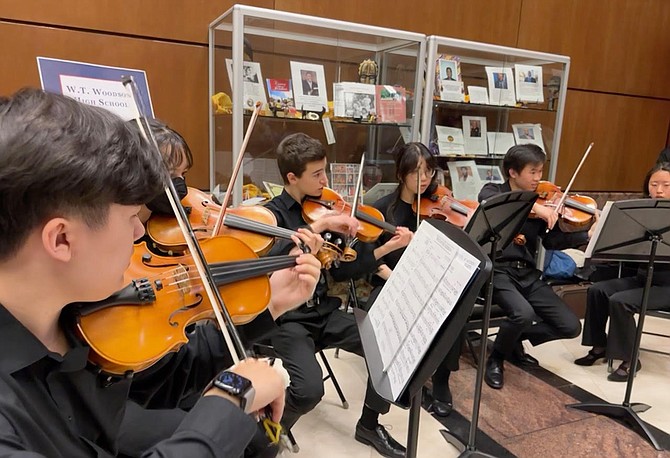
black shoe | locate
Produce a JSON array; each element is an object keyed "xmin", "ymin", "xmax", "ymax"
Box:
[
  {"xmin": 355, "ymin": 422, "xmax": 406, "ymax": 457},
  {"xmin": 574, "ymin": 349, "xmax": 607, "ymax": 366},
  {"xmin": 607, "ymin": 360, "xmax": 642, "ymax": 382},
  {"xmin": 430, "ymin": 399, "xmax": 453, "ymax": 417},
  {"xmin": 485, "ymin": 358, "xmax": 504, "ymax": 389},
  {"xmin": 509, "ymin": 345, "xmax": 539, "ymax": 367}
]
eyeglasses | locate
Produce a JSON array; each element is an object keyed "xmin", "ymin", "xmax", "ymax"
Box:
[{"xmin": 411, "ymin": 168, "xmax": 436, "ymax": 178}]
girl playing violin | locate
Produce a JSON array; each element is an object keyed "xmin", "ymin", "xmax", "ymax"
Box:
[
  {"xmin": 370, "ymin": 142, "xmax": 463, "ymax": 417},
  {"xmin": 478, "ymin": 144, "xmax": 596, "ymax": 390},
  {"xmin": 575, "ymin": 162, "xmax": 670, "ymax": 381},
  {"xmin": 0, "ymin": 88, "xmax": 321, "ymax": 457}
]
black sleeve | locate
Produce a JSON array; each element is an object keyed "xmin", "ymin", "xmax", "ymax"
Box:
[
  {"xmin": 478, "ymin": 182, "xmax": 503, "ymax": 202},
  {"xmin": 542, "ymin": 226, "xmax": 590, "ymax": 251},
  {"xmin": 129, "ymin": 324, "xmax": 235, "ymax": 410},
  {"xmin": 142, "ymin": 397, "xmax": 257, "ymax": 458}
]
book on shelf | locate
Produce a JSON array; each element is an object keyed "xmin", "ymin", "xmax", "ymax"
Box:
[
  {"xmin": 266, "ymin": 78, "xmax": 296, "ymax": 115},
  {"xmin": 375, "ymin": 85, "xmax": 407, "ymax": 123}
]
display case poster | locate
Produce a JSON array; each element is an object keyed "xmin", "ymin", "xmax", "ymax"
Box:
[{"xmin": 37, "ymin": 57, "xmax": 153, "ymax": 121}]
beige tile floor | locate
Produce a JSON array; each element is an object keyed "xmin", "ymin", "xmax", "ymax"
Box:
[{"xmin": 287, "ymin": 316, "xmax": 670, "ymax": 457}]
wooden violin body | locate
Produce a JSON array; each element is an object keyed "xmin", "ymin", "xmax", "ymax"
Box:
[
  {"xmin": 146, "ymin": 187, "xmax": 277, "ymax": 255},
  {"xmin": 412, "ymin": 185, "xmax": 478, "ymax": 228},
  {"xmin": 533, "ymin": 181, "xmax": 597, "ymax": 231},
  {"xmin": 73, "ymin": 237, "xmax": 297, "ymax": 375},
  {"xmin": 302, "ymin": 187, "xmax": 396, "ymax": 243}
]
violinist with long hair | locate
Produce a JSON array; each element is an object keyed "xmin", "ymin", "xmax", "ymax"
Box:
[
  {"xmin": 478, "ymin": 144, "xmax": 597, "ymax": 390},
  {"xmin": 370, "ymin": 142, "xmax": 463, "ymax": 417},
  {"xmin": 0, "ymin": 88, "xmax": 322, "ymax": 457},
  {"xmin": 264, "ymin": 132, "xmax": 412, "ymax": 458},
  {"xmin": 575, "ymin": 162, "xmax": 670, "ymax": 381}
]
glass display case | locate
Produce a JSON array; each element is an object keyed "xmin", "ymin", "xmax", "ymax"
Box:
[
  {"xmin": 209, "ymin": 5, "xmax": 426, "ymax": 204},
  {"xmin": 420, "ymin": 35, "xmax": 570, "ymax": 199}
]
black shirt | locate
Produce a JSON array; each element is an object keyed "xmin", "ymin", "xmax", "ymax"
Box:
[
  {"xmin": 264, "ymin": 190, "xmax": 378, "ymax": 319},
  {"xmin": 370, "ymin": 192, "xmax": 417, "ymax": 287},
  {"xmin": 0, "ymin": 304, "xmax": 257, "ymax": 457},
  {"xmin": 478, "ymin": 182, "xmax": 589, "ymax": 267}
]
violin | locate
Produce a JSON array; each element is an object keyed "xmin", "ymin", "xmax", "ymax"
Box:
[
  {"xmin": 147, "ymin": 187, "xmax": 342, "ymax": 268},
  {"xmin": 72, "ymin": 237, "xmax": 299, "ymax": 375},
  {"xmin": 532, "ymin": 180, "xmax": 597, "ymax": 231},
  {"xmin": 302, "ymin": 187, "xmax": 397, "ymax": 243},
  {"xmin": 147, "ymin": 187, "xmax": 277, "ymax": 255},
  {"xmin": 412, "ymin": 185, "xmax": 478, "ymax": 228}
]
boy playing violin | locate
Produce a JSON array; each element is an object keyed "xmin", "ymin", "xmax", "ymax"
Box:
[
  {"xmin": 264, "ymin": 132, "xmax": 412, "ymax": 457},
  {"xmin": 0, "ymin": 88, "xmax": 321, "ymax": 457},
  {"xmin": 478, "ymin": 144, "xmax": 596, "ymax": 389}
]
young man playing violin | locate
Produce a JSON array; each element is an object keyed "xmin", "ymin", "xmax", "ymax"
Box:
[
  {"xmin": 0, "ymin": 88, "xmax": 323, "ymax": 457},
  {"xmin": 264, "ymin": 132, "xmax": 412, "ymax": 458},
  {"xmin": 478, "ymin": 144, "xmax": 596, "ymax": 389}
]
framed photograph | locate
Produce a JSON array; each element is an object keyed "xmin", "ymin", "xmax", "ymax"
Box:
[
  {"xmin": 333, "ymin": 82, "xmax": 376, "ymax": 119},
  {"xmin": 291, "ymin": 61, "xmax": 329, "ymax": 113},
  {"xmin": 487, "ymin": 132, "xmax": 516, "ymax": 156},
  {"xmin": 512, "ymin": 123, "xmax": 545, "ymax": 151},
  {"xmin": 485, "ymin": 66, "xmax": 516, "ymax": 106},
  {"xmin": 438, "ymin": 58, "xmax": 459, "ymax": 82},
  {"xmin": 476, "ymin": 165, "xmax": 504, "ymax": 184},
  {"xmin": 462, "ymin": 116, "xmax": 488, "ymax": 156},
  {"xmin": 435, "ymin": 125, "xmax": 465, "ymax": 156},
  {"xmin": 514, "ymin": 64, "xmax": 544, "ymax": 103},
  {"xmin": 446, "ymin": 160, "xmax": 482, "ymax": 201},
  {"xmin": 225, "ymin": 59, "xmax": 268, "ymax": 110}
]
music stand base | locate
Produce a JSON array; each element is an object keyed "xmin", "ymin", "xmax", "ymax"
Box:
[
  {"xmin": 567, "ymin": 402, "xmax": 662, "ymax": 451},
  {"xmin": 440, "ymin": 430, "xmax": 499, "ymax": 458}
]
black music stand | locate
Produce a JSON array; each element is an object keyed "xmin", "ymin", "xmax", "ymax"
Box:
[
  {"xmin": 567, "ymin": 199, "xmax": 670, "ymax": 451},
  {"xmin": 440, "ymin": 190, "xmax": 537, "ymax": 457},
  {"xmin": 355, "ymin": 219, "xmax": 492, "ymax": 458}
]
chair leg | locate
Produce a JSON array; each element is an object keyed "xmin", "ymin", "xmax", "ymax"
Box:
[
  {"xmin": 283, "ymin": 428, "xmax": 300, "ymax": 453},
  {"xmin": 319, "ymin": 350, "xmax": 349, "ymax": 409}
]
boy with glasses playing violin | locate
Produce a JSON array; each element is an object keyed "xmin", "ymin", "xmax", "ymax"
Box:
[
  {"xmin": 479, "ymin": 144, "xmax": 596, "ymax": 389},
  {"xmin": 0, "ymin": 88, "xmax": 323, "ymax": 457},
  {"xmin": 264, "ymin": 132, "xmax": 412, "ymax": 457}
]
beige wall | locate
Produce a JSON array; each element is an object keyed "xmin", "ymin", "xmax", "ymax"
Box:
[{"xmin": 1, "ymin": 0, "xmax": 668, "ymax": 190}]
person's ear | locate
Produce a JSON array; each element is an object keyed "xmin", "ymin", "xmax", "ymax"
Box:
[
  {"xmin": 508, "ymin": 168, "xmax": 518, "ymax": 179},
  {"xmin": 41, "ymin": 218, "xmax": 74, "ymax": 262},
  {"xmin": 287, "ymin": 172, "xmax": 298, "ymax": 185}
]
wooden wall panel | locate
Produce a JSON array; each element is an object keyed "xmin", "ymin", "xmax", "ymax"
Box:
[
  {"xmin": 518, "ymin": 0, "xmax": 670, "ymax": 98},
  {"xmin": 274, "ymin": 0, "xmax": 522, "ymax": 47},
  {"xmin": 557, "ymin": 90, "xmax": 670, "ymax": 191},
  {"xmin": 0, "ymin": 21, "xmax": 211, "ymax": 188},
  {"xmin": 0, "ymin": 0, "xmax": 272, "ymax": 44}
]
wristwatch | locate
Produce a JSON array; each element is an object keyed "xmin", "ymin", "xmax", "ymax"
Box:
[{"xmin": 205, "ymin": 370, "xmax": 255, "ymax": 414}]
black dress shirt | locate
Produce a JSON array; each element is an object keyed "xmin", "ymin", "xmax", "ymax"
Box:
[
  {"xmin": 370, "ymin": 192, "xmax": 417, "ymax": 287},
  {"xmin": 478, "ymin": 181, "xmax": 589, "ymax": 267},
  {"xmin": 264, "ymin": 190, "xmax": 378, "ymax": 319},
  {"xmin": 0, "ymin": 304, "xmax": 257, "ymax": 457}
]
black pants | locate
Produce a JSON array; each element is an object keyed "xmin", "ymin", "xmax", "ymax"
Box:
[
  {"xmin": 271, "ymin": 305, "xmax": 389, "ymax": 430},
  {"xmin": 492, "ymin": 268, "xmax": 581, "ymax": 358},
  {"xmin": 581, "ymin": 276, "xmax": 670, "ymax": 361}
]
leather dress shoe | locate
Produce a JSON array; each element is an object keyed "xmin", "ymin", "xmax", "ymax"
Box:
[
  {"xmin": 607, "ymin": 360, "xmax": 642, "ymax": 382},
  {"xmin": 355, "ymin": 422, "xmax": 406, "ymax": 457},
  {"xmin": 430, "ymin": 399, "xmax": 453, "ymax": 417},
  {"xmin": 485, "ymin": 357, "xmax": 504, "ymax": 389},
  {"xmin": 509, "ymin": 346, "xmax": 539, "ymax": 367},
  {"xmin": 574, "ymin": 349, "xmax": 607, "ymax": 366}
]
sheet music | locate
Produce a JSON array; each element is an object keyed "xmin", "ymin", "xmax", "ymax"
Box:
[
  {"xmin": 368, "ymin": 221, "xmax": 480, "ymax": 399},
  {"xmin": 584, "ymin": 201, "xmax": 613, "ymax": 259}
]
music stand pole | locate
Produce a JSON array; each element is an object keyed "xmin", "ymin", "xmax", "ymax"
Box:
[
  {"xmin": 568, "ymin": 235, "xmax": 662, "ymax": 451},
  {"xmin": 406, "ymin": 391, "xmax": 422, "ymax": 458},
  {"xmin": 441, "ymin": 191, "xmax": 537, "ymax": 457}
]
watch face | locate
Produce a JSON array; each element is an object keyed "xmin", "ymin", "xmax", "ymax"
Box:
[{"xmin": 217, "ymin": 371, "xmax": 251, "ymax": 395}]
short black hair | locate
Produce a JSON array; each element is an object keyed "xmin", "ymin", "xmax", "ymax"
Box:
[
  {"xmin": 276, "ymin": 133, "xmax": 326, "ymax": 184},
  {"xmin": 502, "ymin": 144, "xmax": 546, "ymax": 178},
  {"xmin": 0, "ymin": 88, "xmax": 167, "ymax": 261},
  {"xmin": 149, "ymin": 119, "xmax": 193, "ymax": 175}
]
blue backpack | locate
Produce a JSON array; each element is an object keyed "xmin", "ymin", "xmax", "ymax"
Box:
[{"xmin": 544, "ymin": 250, "xmax": 577, "ymax": 279}]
